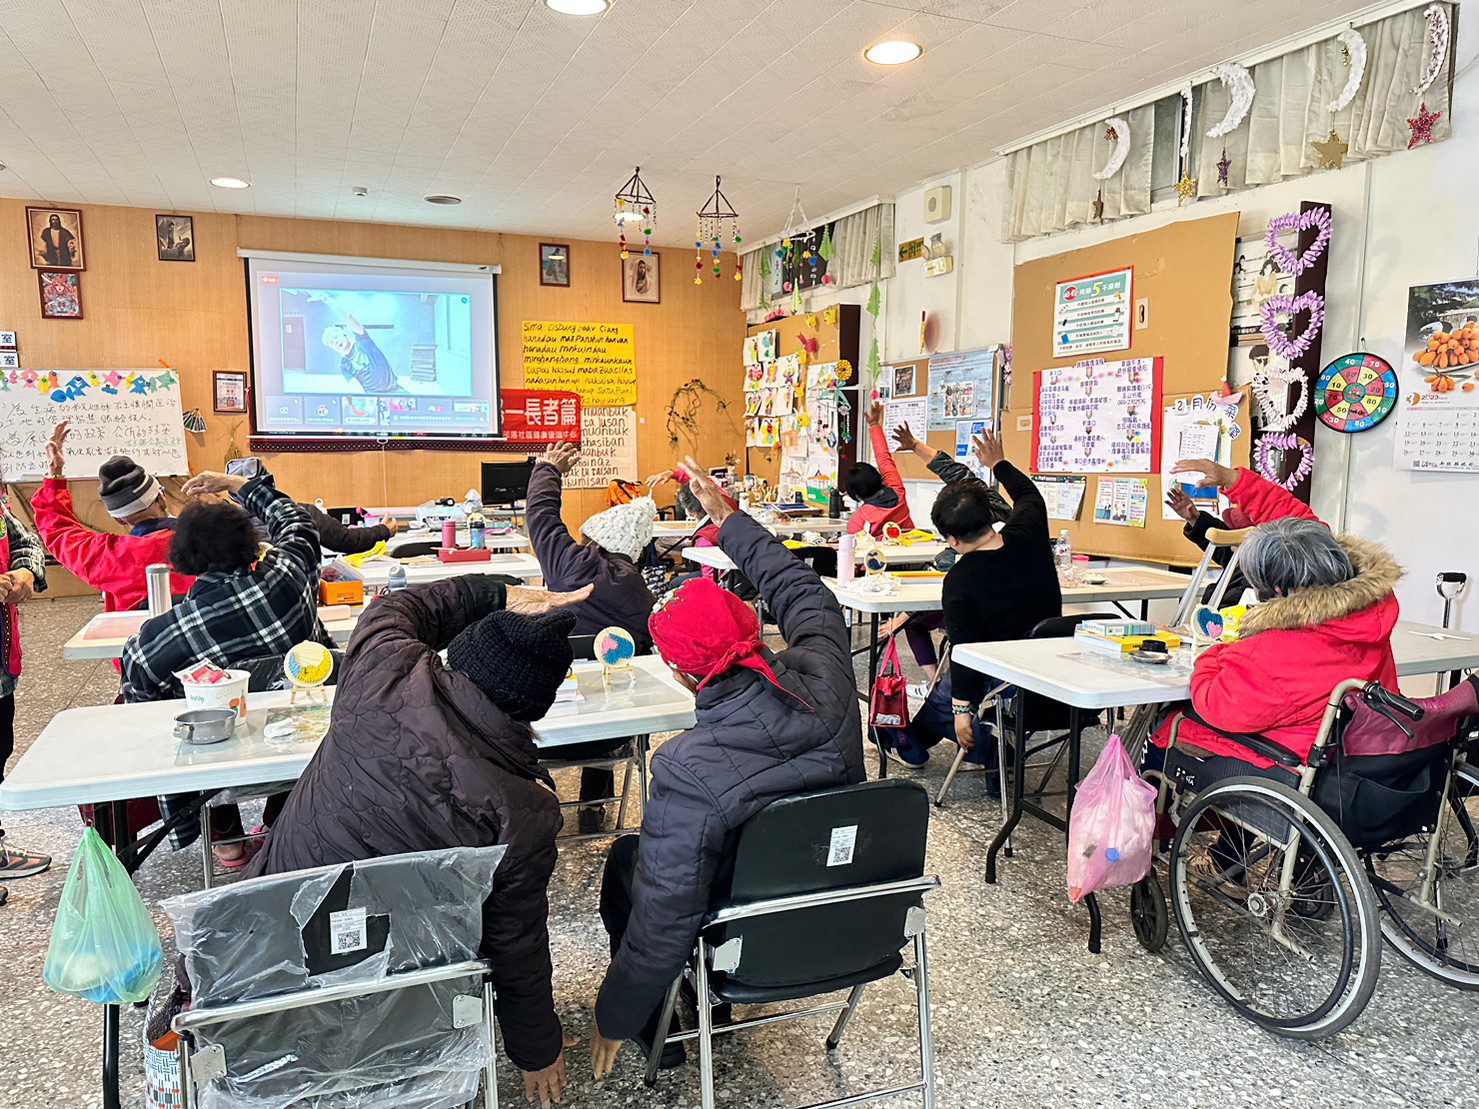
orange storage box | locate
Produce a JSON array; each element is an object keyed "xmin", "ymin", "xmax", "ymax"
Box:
[{"xmin": 319, "ymin": 579, "xmax": 365, "ymax": 606}]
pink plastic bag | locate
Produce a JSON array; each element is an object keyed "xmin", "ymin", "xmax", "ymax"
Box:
[{"xmin": 1067, "ymin": 735, "xmax": 1157, "ymax": 903}]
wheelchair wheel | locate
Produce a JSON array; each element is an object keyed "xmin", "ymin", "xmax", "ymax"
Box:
[
  {"xmin": 1168, "ymin": 776, "xmax": 1381, "ymax": 1039},
  {"xmin": 1130, "ymin": 872, "xmax": 1169, "ymax": 952},
  {"xmin": 1367, "ymin": 761, "xmax": 1479, "ymax": 989}
]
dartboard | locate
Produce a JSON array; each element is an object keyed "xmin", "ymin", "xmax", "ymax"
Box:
[{"xmin": 1315, "ymin": 352, "xmax": 1398, "ymax": 432}]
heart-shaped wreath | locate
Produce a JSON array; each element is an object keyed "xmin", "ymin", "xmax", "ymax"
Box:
[
  {"xmin": 1255, "ymin": 431, "xmax": 1315, "ymax": 490},
  {"xmin": 1260, "ymin": 291, "xmax": 1325, "ymax": 361},
  {"xmin": 1265, "ymin": 208, "xmax": 1332, "ymax": 277}
]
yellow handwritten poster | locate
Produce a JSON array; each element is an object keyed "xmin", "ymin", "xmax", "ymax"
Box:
[{"xmin": 521, "ymin": 320, "xmax": 636, "ymax": 406}]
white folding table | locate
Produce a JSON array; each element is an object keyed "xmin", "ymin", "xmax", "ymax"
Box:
[
  {"xmin": 385, "ymin": 528, "xmax": 530, "ymax": 554},
  {"xmin": 950, "ymin": 620, "xmax": 1479, "ymax": 953},
  {"xmin": 352, "ymin": 552, "xmax": 543, "ymax": 590},
  {"xmin": 63, "ymin": 605, "xmax": 364, "ymax": 661},
  {"xmin": 685, "ymin": 539, "xmax": 946, "ymax": 575}
]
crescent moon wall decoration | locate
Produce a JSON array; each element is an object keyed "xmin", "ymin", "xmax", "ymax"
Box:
[
  {"xmin": 1328, "ymin": 27, "xmax": 1367, "ymax": 112},
  {"xmin": 1413, "ymin": 3, "xmax": 1449, "ymax": 95},
  {"xmin": 1179, "ymin": 86, "xmax": 1194, "ymax": 158},
  {"xmin": 1205, "ymin": 63, "xmax": 1255, "ymax": 138},
  {"xmin": 1091, "ymin": 116, "xmax": 1131, "ymax": 180}
]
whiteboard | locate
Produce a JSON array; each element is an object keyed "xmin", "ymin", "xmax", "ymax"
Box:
[{"xmin": 0, "ymin": 369, "xmax": 189, "ymax": 482}]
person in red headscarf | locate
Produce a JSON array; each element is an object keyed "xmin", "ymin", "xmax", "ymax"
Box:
[{"xmin": 590, "ymin": 462, "xmax": 864, "ymax": 1078}]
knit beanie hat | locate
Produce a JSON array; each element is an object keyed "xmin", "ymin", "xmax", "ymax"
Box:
[
  {"xmin": 580, "ymin": 496, "xmax": 657, "ymax": 562},
  {"xmin": 97, "ymin": 455, "xmax": 163, "ymax": 519},
  {"xmin": 447, "ymin": 608, "xmax": 577, "ymax": 721}
]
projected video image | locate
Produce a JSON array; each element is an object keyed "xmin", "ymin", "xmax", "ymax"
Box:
[{"xmin": 282, "ymin": 288, "xmax": 472, "ymax": 396}]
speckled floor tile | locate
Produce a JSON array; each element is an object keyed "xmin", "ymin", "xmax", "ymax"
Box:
[{"xmin": 0, "ymin": 598, "xmax": 1472, "ymax": 1107}]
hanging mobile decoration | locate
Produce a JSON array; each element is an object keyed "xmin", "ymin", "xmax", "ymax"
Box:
[
  {"xmin": 613, "ymin": 166, "xmax": 657, "ymax": 260},
  {"xmin": 1216, "ymin": 148, "xmax": 1231, "ymax": 187},
  {"xmin": 1174, "ymin": 171, "xmax": 1197, "ymax": 204},
  {"xmin": 1205, "ymin": 63, "xmax": 1255, "ymax": 138},
  {"xmin": 867, "ymin": 234, "xmax": 883, "ymax": 377},
  {"xmin": 1091, "ymin": 116, "xmax": 1131, "ymax": 180},
  {"xmin": 1413, "ymin": 3, "xmax": 1449, "ymax": 95},
  {"xmin": 776, "ymin": 187, "xmax": 813, "ymax": 300},
  {"xmin": 1311, "ymin": 130, "xmax": 1349, "ymax": 169},
  {"xmin": 818, "ymin": 225, "xmax": 835, "ymax": 285},
  {"xmin": 1178, "ymin": 86, "xmax": 1194, "ymax": 159},
  {"xmin": 1327, "ymin": 27, "xmax": 1367, "ymax": 112},
  {"xmin": 694, "ymin": 175, "xmax": 741, "ymax": 286}
]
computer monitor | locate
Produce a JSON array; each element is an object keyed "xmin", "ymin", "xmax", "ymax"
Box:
[{"xmin": 481, "ymin": 459, "xmax": 535, "ymax": 508}]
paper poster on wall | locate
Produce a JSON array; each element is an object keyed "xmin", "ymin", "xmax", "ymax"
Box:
[
  {"xmin": 0, "ymin": 368, "xmax": 188, "ymax": 481},
  {"xmin": 1393, "ymin": 279, "xmax": 1479, "ymax": 472},
  {"xmin": 1032, "ymin": 476, "xmax": 1087, "ymax": 521},
  {"xmin": 1159, "ymin": 391, "xmax": 1244, "ymax": 520},
  {"xmin": 927, "ymin": 346, "xmax": 997, "ymax": 430},
  {"xmin": 883, "ymin": 396, "xmax": 928, "ymax": 447},
  {"xmin": 891, "ymin": 364, "xmax": 917, "ymax": 397},
  {"xmin": 521, "ymin": 320, "xmax": 636, "ymax": 406},
  {"xmin": 1033, "ymin": 357, "xmax": 1161, "ymax": 474},
  {"xmin": 1093, "ymin": 477, "xmax": 1149, "ymax": 528},
  {"xmin": 953, "ymin": 419, "xmax": 990, "ymax": 480},
  {"xmin": 1228, "ymin": 236, "xmax": 1295, "ymax": 396},
  {"xmin": 566, "ymin": 406, "xmax": 638, "ymax": 489},
  {"xmin": 1053, "ymin": 269, "xmax": 1132, "ymax": 359}
]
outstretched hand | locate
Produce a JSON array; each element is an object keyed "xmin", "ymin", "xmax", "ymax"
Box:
[
  {"xmin": 677, "ymin": 456, "xmax": 735, "ymax": 525},
  {"xmin": 1172, "ymin": 458, "xmax": 1237, "ymax": 490},
  {"xmin": 182, "ymin": 471, "xmax": 248, "ymax": 498},
  {"xmin": 644, "ymin": 470, "xmax": 675, "ymax": 489},
  {"xmin": 591, "ymin": 1020, "xmax": 623, "ymax": 1080},
  {"xmin": 46, "ymin": 420, "xmax": 70, "ymax": 478},
  {"xmin": 865, "ymin": 399, "xmax": 884, "ymax": 427},
  {"xmin": 1165, "ymin": 486, "xmax": 1200, "ymax": 524},
  {"xmin": 521, "ymin": 1051, "xmax": 568, "ymax": 1107},
  {"xmin": 541, "ymin": 442, "xmax": 581, "ymax": 475},
  {"xmin": 505, "ymin": 583, "xmax": 594, "ymax": 616},
  {"xmin": 972, "ymin": 430, "xmax": 1005, "ymax": 471},
  {"xmin": 891, "ymin": 423, "xmax": 917, "ymax": 452}
]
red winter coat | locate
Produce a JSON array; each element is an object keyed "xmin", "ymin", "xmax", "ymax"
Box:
[
  {"xmin": 1160, "ymin": 468, "xmax": 1401, "ymax": 768},
  {"xmin": 30, "ymin": 478, "xmax": 194, "ymax": 611},
  {"xmin": 847, "ymin": 425, "xmax": 915, "ymax": 537}
]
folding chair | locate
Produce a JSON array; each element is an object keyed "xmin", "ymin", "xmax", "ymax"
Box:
[
  {"xmin": 645, "ymin": 779, "xmax": 940, "ymax": 1109},
  {"xmin": 164, "ymin": 846, "xmax": 504, "ymax": 1108}
]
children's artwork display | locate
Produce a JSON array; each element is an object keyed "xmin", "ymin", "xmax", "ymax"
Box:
[
  {"xmin": 0, "ymin": 368, "xmax": 188, "ymax": 481},
  {"xmin": 743, "ymin": 336, "xmax": 760, "ymax": 365},
  {"xmin": 567, "ymin": 407, "xmax": 638, "ymax": 490},
  {"xmin": 1032, "ymin": 476, "xmax": 1088, "ymax": 521},
  {"xmin": 777, "ymin": 361, "xmax": 845, "ymax": 503},
  {"xmin": 1033, "ymin": 357, "xmax": 1161, "ymax": 475},
  {"xmin": 1394, "ymin": 279, "xmax": 1479, "ymax": 472},
  {"xmin": 1093, "ymin": 477, "xmax": 1149, "ymax": 527},
  {"xmin": 1159, "ymin": 391, "xmax": 1243, "ymax": 520},
  {"xmin": 883, "ymin": 396, "xmax": 927, "ymax": 447},
  {"xmin": 927, "ymin": 346, "xmax": 997, "ymax": 430},
  {"xmin": 1053, "ymin": 269, "xmax": 1132, "ymax": 359},
  {"xmin": 744, "ymin": 352, "xmax": 802, "ymax": 447},
  {"xmin": 755, "ymin": 330, "xmax": 778, "ymax": 362}
]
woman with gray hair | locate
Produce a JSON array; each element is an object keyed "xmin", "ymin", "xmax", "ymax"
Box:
[{"xmin": 1155, "ymin": 459, "xmax": 1402, "ymax": 769}]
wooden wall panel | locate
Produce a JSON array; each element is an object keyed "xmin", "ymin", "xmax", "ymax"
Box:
[{"xmin": 0, "ymin": 201, "xmax": 744, "ymax": 539}]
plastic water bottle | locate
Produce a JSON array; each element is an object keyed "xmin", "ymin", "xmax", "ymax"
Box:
[
  {"xmin": 838, "ymin": 532, "xmax": 856, "ymax": 585},
  {"xmin": 468, "ymin": 511, "xmax": 486, "ymax": 550},
  {"xmin": 1054, "ymin": 530, "xmax": 1073, "ymax": 581},
  {"xmin": 386, "ymin": 564, "xmax": 408, "ymax": 593}
]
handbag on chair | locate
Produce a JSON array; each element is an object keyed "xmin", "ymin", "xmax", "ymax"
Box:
[{"xmin": 869, "ymin": 637, "xmax": 911, "ymax": 729}]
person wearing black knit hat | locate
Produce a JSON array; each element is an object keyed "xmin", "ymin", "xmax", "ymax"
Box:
[{"xmin": 247, "ymin": 575, "xmax": 592, "ymax": 1108}]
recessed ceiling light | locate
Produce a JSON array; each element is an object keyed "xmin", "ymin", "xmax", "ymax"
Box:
[
  {"xmin": 210, "ymin": 176, "xmax": 251, "ymax": 189},
  {"xmin": 424, "ymin": 194, "xmax": 462, "ymax": 205},
  {"xmin": 864, "ymin": 39, "xmax": 923, "ymax": 65},
  {"xmin": 546, "ymin": 0, "xmax": 609, "ymax": 14}
]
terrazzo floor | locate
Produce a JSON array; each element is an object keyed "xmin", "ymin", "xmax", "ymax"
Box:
[{"xmin": 0, "ymin": 595, "xmax": 1475, "ymax": 1108}]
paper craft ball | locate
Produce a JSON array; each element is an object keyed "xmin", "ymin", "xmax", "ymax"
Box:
[
  {"xmin": 595, "ymin": 627, "xmax": 637, "ymax": 667},
  {"xmin": 882, "ymin": 521, "xmax": 903, "ymax": 543},
  {"xmin": 284, "ymin": 641, "xmax": 334, "ymax": 688}
]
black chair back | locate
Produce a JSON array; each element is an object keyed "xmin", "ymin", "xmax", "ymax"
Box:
[
  {"xmin": 238, "ymin": 651, "xmax": 346, "ymax": 694},
  {"xmin": 325, "ymin": 506, "xmax": 366, "ymax": 526},
  {"xmin": 1013, "ymin": 613, "xmax": 1119, "ymax": 732},
  {"xmin": 392, "ymin": 539, "xmax": 442, "ymax": 558},
  {"xmin": 705, "ymin": 780, "xmax": 929, "ymax": 993}
]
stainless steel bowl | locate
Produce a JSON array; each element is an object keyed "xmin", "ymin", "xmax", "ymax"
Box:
[{"xmin": 173, "ymin": 708, "xmax": 238, "ymax": 745}]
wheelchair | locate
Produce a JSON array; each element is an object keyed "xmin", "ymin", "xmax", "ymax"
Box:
[{"xmin": 1132, "ymin": 674, "xmax": 1479, "ymax": 1039}]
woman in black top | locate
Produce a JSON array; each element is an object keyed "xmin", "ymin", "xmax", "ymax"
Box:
[{"xmin": 887, "ymin": 432, "xmax": 1061, "ymax": 765}]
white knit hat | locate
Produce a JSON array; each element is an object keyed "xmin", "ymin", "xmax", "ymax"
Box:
[{"xmin": 580, "ymin": 497, "xmax": 657, "ymax": 561}]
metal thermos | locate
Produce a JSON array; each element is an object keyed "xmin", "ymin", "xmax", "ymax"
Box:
[
  {"xmin": 468, "ymin": 512, "xmax": 486, "ymax": 550},
  {"xmin": 441, "ymin": 518, "xmax": 458, "ymax": 549},
  {"xmin": 146, "ymin": 563, "xmax": 173, "ymax": 617},
  {"xmin": 828, "ymin": 488, "xmax": 844, "ymax": 519}
]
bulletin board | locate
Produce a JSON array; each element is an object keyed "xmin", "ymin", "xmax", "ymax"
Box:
[
  {"xmin": 1006, "ymin": 213, "xmax": 1249, "ymax": 566},
  {"xmin": 885, "ymin": 347, "xmax": 1003, "ymax": 481}
]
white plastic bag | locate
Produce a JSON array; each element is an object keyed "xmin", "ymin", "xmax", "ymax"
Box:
[{"xmin": 1067, "ymin": 735, "xmax": 1157, "ymax": 903}]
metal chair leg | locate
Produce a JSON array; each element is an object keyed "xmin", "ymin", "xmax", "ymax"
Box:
[
  {"xmin": 935, "ymin": 746, "xmax": 968, "ymax": 808},
  {"xmin": 176, "ymin": 1037, "xmax": 193, "ymax": 1109},
  {"xmin": 199, "ymin": 807, "xmax": 214, "ymax": 889},
  {"xmin": 825, "ymin": 983, "xmax": 867, "ymax": 1050},
  {"xmin": 482, "ymin": 979, "xmax": 499, "ymax": 1109},
  {"xmin": 914, "ymin": 932, "xmax": 937, "ymax": 1109},
  {"xmin": 614, "ymin": 757, "xmax": 635, "ymax": 831},
  {"xmin": 643, "ymin": 975, "xmax": 683, "ymax": 1087},
  {"xmin": 696, "ymin": 941, "xmax": 717, "ymax": 1109},
  {"xmin": 636, "ymin": 734, "xmax": 651, "ymax": 805},
  {"xmin": 996, "ymin": 699, "xmax": 1011, "ymax": 855}
]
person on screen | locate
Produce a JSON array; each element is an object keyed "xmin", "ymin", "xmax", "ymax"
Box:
[{"xmin": 310, "ymin": 292, "xmax": 408, "ymax": 395}]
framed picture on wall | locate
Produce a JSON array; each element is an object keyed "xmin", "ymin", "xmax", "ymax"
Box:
[
  {"xmin": 622, "ymin": 250, "xmax": 660, "ymax": 304},
  {"xmin": 38, "ymin": 271, "xmax": 82, "ymax": 319},
  {"xmin": 539, "ymin": 242, "xmax": 570, "ymax": 287},
  {"xmin": 157, "ymin": 214, "xmax": 195, "ymax": 262},
  {"xmin": 26, "ymin": 207, "xmax": 85, "ymax": 271},
  {"xmin": 214, "ymin": 371, "xmax": 248, "ymax": 413}
]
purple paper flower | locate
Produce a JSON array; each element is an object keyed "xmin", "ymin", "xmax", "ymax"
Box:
[
  {"xmin": 1265, "ymin": 208, "xmax": 1331, "ymax": 277},
  {"xmin": 1259, "ymin": 291, "xmax": 1325, "ymax": 362}
]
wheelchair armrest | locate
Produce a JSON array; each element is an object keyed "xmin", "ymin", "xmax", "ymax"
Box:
[{"xmin": 1180, "ymin": 705, "xmax": 1304, "ymax": 769}]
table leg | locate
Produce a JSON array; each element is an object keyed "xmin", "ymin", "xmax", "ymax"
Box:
[
  {"xmin": 99, "ymin": 799, "xmax": 129, "ymax": 1109},
  {"xmin": 1064, "ymin": 708, "xmax": 1102, "ymax": 954},
  {"xmin": 1140, "ymin": 599, "xmax": 1149, "ymax": 621},
  {"xmin": 986, "ymin": 693, "xmax": 1027, "ymax": 884},
  {"xmin": 865, "ymin": 613, "xmax": 887, "ymax": 779}
]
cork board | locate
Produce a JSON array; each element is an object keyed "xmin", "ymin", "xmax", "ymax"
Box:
[{"xmin": 1006, "ymin": 213, "xmax": 1246, "ymax": 567}]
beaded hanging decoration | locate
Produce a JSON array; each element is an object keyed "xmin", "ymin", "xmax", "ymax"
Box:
[
  {"xmin": 613, "ymin": 166, "xmax": 657, "ymax": 261},
  {"xmin": 694, "ymin": 175, "xmax": 741, "ymax": 286},
  {"xmin": 776, "ymin": 188, "xmax": 815, "ymax": 299}
]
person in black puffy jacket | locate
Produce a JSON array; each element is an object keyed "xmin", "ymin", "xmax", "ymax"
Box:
[{"xmin": 591, "ymin": 461, "xmax": 864, "ymax": 1077}]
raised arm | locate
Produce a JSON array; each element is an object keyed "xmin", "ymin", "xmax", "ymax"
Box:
[
  {"xmin": 236, "ymin": 475, "xmax": 323, "ymax": 578},
  {"xmin": 525, "ymin": 446, "xmax": 597, "ymax": 583},
  {"xmin": 868, "ymin": 423, "xmax": 906, "ymax": 500},
  {"xmin": 2, "ymin": 507, "xmax": 47, "ymax": 597},
  {"xmin": 301, "ymin": 504, "xmax": 390, "ymax": 555},
  {"xmin": 971, "ymin": 432, "xmax": 1045, "ymax": 544},
  {"xmin": 1173, "ymin": 459, "xmax": 1320, "ymax": 528}
]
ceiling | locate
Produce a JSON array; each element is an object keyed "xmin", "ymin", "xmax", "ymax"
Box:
[{"xmin": 0, "ymin": 0, "xmax": 1377, "ymax": 246}]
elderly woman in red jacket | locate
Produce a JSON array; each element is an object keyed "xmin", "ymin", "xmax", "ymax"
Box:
[{"xmin": 1158, "ymin": 459, "xmax": 1401, "ymax": 769}]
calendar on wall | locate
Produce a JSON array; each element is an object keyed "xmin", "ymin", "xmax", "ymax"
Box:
[
  {"xmin": 1394, "ymin": 279, "xmax": 1479, "ymax": 473},
  {"xmin": 1393, "ymin": 393, "xmax": 1479, "ymax": 472}
]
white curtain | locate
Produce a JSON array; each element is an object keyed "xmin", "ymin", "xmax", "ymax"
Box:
[
  {"xmin": 831, "ymin": 204, "xmax": 896, "ymax": 288},
  {"xmin": 740, "ymin": 249, "xmax": 763, "ymax": 312},
  {"xmin": 1192, "ymin": 3, "xmax": 1453, "ymax": 196},
  {"xmin": 1003, "ymin": 104, "xmax": 1155, "ymax": 242}
]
